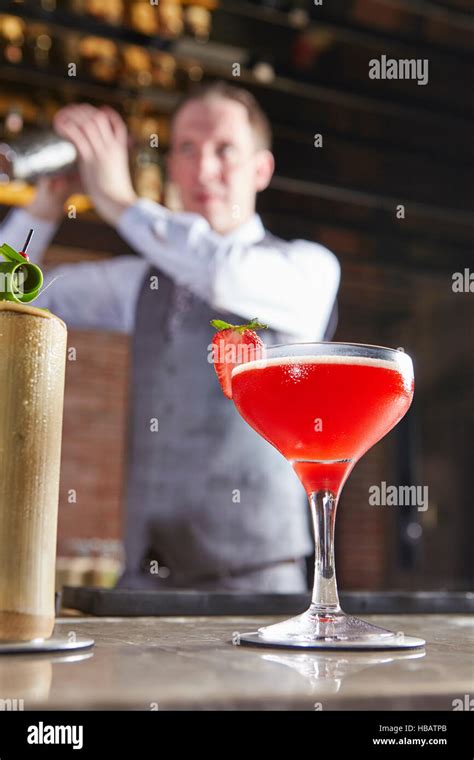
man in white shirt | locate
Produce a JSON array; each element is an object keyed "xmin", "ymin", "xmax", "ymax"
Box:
[{"xmin": 1, "ymin": 82, "xmax": 340, "ymax": 591}]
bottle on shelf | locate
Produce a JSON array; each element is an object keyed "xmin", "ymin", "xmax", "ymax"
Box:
[
  {"xmin": 24, "ymin": 23, "xmax": 56, "ymax": 70},
  {"xmin": 150, "ymin": 51, "xmax": 177, "ymax": 89},
  {"xmin": 158, "ymin": 0, "xmax": 185, "ymax": 39},
  {"xmin": 126, "ymin": 0, "xmax": 159, "ymax": 36},
  {"xmin": 78, "ymin": 36, "xmax": 120, "ymax": 83},
  {"xmin": 2, "ymin": 106, "xmax": 24, "ymax": 143},
  {"xmin": 129, "ymin": 112, "xmax": 166, "ymax": 204},
  {"xmin": 0, "ymin": 95, "xmax": 45, "ymax": 145},
  {"xmin": 133, "ymin": 147, "xmax": 163, "ymax": 203},
  {"xmin": 122, "ymin": 45, "xmax": 153, "ymax": 87},
  {"xmin": 185, "ymin": 5, "xmax": 212, "ymax": 43},
  {"xmin": 70, "ymin": 0, "xmax": 125, "ymax": 26},
  {"xmin": 0, "ymin": 14, "xmax": 25, "ymax": 65}
]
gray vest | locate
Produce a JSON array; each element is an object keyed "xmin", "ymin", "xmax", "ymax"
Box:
[{"xmin": 121, "ymin": 268, "xmax": 313, "ymax": 587}]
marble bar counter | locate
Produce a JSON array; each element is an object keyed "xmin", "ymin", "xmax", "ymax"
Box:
[{"xmin": 0, "ymin": 613, "xmax": 472, "ymax": 710}]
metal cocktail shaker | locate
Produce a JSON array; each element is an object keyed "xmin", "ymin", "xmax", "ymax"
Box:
[{"xmin": 0, "ymin": 130, "xmax": 77, "ymax": 183}]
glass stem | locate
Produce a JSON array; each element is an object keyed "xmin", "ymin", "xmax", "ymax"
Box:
[{"xmin": 308, "ymin": 490, "xmax": 341, "ymax": 614}]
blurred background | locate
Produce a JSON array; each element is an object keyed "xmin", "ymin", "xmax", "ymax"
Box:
[{"xmin": 0, "ymin": 0, "xmax": 472, "ymax": 593}]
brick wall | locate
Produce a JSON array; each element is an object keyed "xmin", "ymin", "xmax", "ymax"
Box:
[
  {"xmin": 44, "ymin": 246, "xmax": 129, "ymax": 558},
  {"xmin": 58, "ymin": 328, "xmax": 129, "ymax": 554}
]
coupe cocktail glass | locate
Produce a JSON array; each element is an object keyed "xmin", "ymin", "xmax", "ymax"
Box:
[{"xmin": 231, "ymin": 342, "xmax": 425, "ymax": 649}]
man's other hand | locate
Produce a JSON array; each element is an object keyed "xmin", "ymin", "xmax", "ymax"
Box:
[
  {"xmin": 27, "ymin": 173, "xmax": 82, "ymax": 223},
  {"xmin": 53, "ymin": 104, "xmax": 138, "ymax": 225}
]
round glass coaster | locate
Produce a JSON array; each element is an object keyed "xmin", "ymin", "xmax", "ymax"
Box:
[
  {"xmin": 238, "ymin": 631, "xmax": 426, "ymax": 650},
  {"xmin": 236, "ymin": 612, "xmax": 425, "ymax": 650},
  {"xmin": 0, "ymin": 636, "xmax": 95, "ymax": 654}
]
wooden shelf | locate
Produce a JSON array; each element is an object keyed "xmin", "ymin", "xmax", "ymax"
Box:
[
  {"xmin": 0, "ymin": 0, "xmax": 471, "ymax": 267},
  {"xmin": 221, "ymin": 0, "xmax": 474, "ymax": 56},
  {"xmin": 0, "ymin": 185, "xmax": 92, "ymax": 213},
  {"xmin": 3, "ymin": 1, "xmax": 216, "ymax": 51},
  {"xmin": 0, "ymin": 61, "xmax": 180, "ymax": 111}
]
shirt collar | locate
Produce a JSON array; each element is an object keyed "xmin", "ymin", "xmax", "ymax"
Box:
[{"xmin": 214, "ymin": 213, "xmax": 266, "ymax": 247}]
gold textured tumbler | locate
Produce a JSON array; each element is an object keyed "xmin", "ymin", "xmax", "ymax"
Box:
[{"xmin": 0, "ymin": 302, "xmax": 67, "ymax": 641}]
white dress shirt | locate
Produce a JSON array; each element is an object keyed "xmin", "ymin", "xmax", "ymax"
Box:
[{"xmin": 0, "ymin": 199, "xmax": 340, "ymax": 340}]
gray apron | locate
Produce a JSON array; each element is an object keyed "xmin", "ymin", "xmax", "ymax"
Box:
[{"xmin": 116, "ymin": 267, "xmax": 314, "ymax": 590}]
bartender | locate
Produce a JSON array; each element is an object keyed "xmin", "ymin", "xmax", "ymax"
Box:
[{"xmin": 1, "ymin": 82, "xmax": 340, "ymax": 592}]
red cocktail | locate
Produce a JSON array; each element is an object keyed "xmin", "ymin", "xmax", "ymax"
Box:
[
  {"xmin": 232, "ymin": 355, "xmax": 413, "ymax": 495},
  {"xmin": 230, "ymin": 343, "xmax": 425, "ymax": 649}
]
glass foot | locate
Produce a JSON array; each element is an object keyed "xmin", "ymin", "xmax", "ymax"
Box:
[{"xmin": 238, "ymin": 607, "xmax": 425, "ymax": 650}]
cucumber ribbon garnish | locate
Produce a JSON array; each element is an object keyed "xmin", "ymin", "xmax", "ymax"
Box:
[{"xmin": 0, "ymin": 230, "xmax": 44, "ymax": 304}]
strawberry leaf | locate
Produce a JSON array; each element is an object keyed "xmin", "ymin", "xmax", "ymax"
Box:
[
  {"xmin": 210, "ymin": 319, "xmax": 234, "ymax": 331},
  {"xmin": 210, "ymin": 317, "xmax": 268, "ymax": 333}
]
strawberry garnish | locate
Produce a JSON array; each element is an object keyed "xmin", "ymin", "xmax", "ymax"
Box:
[{"xmin": 210, "ymin": 318, "xmax": 267, "ymax": 399}]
